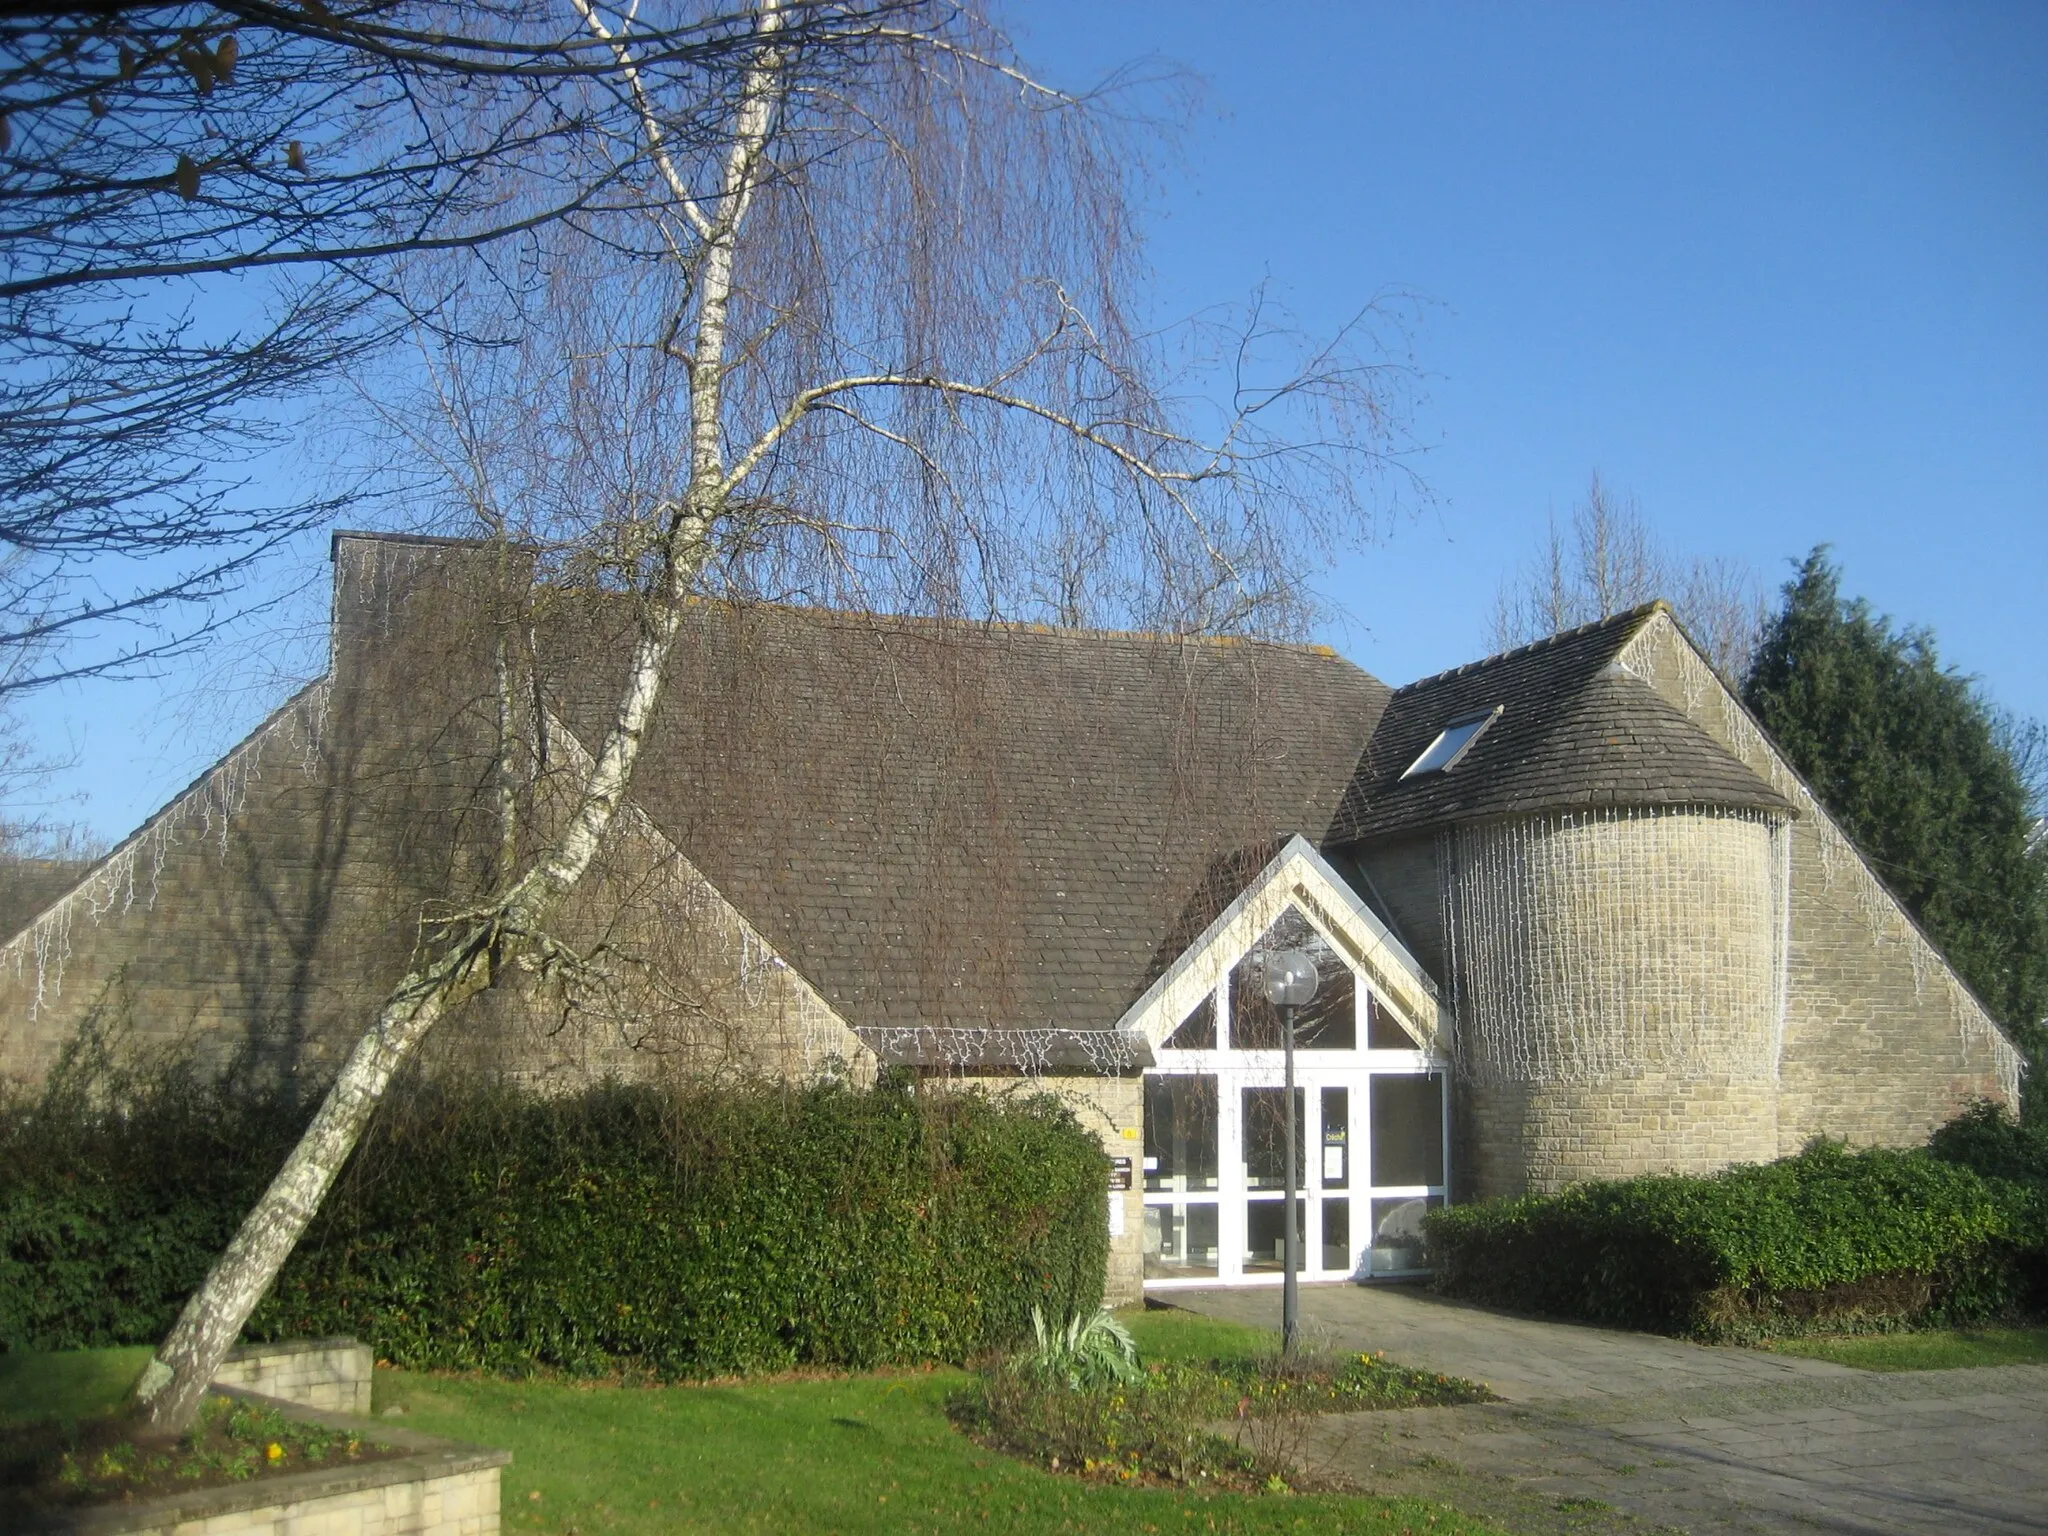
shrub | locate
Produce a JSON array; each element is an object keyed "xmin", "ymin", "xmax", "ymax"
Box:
[
  {"xmin": 0, "ymin": 1068, "xmax": 307, "ymax": 1355},
  {"xmin": 1, "ymin": 1074, "xmax": 1108, "ymax": 1376},
  {"xmin": 1929, "ymin": 1099, "xmax": 2048, "ymax": 1186},
  {"xmin": 1425, "ymin": 1138, "xmax": 2048, "ymax": 1338}
]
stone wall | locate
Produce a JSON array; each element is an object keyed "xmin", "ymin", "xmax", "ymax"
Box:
[
  {"xmin": 1455, "ymin": 1073, "xmax": 1779, "ymax": 1201},
  {"xmin": 58, "ymin": 1444, "xmax": 505, "ymax": 1536},
  {"xmin": 1346, "ymin": 615, "xmax": 2020, "ymax": 1200},
  {"xmin": 1432, "ymin": 808, "xmax": 1784, "ymax": 1197},
  {"xmin": 1349, "ymin": 836, "xmax": 1444, "ymax": 979},
  {"xmin": 214, "ymin": 1338, "xmax": 375, "ymax": 1417},
  {"xmin": 0, "ymin": 536, "xmax": 871, "ymax": 1098},
  {"xmin": 1617, "ymin": 614, "xmax": 2021, "ymax": 1148}
]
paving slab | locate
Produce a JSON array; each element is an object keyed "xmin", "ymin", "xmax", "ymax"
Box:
[{"xmin": 1166, "ymin": 1283, "xmax": 2048, "ymax": 1535}]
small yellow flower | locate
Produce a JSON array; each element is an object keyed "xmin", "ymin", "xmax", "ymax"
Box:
[{"xmin": 266, "ymin": 1443, "xmax": 285, "ymax": 1462}]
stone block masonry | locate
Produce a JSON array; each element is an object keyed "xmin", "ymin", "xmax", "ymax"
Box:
[
  {"xmin": 31, "ymin": 1461, "xmax": 506, "ymax": 1536},
  {"xmin": 1618, "ymin": 615, "xmax": 2020, "ymax": 1148},
  {"xmin": 213, "ymin": 1339, "xmax": 375, "ymax": 1417},
  {"xmin": 17, "ymin": 1368, "xmax": 509, "ymax": 1536}
]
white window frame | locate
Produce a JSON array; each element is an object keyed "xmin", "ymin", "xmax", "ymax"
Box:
[
  {"xmin": 1117, "ymin": 838, "xmax": 1452, "ymax": 1292},
  {"xmin": 1140, "ymin": 906, "xmax": 1450, "ymax": 1289}
]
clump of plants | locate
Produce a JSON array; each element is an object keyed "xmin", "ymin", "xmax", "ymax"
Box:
[
  {"xmin": 1427, "ymin": 1133, "xmax": 2048, "ymax": 1340},
  {"xmin": 1929, "ymin": 1100, "xmax": 2048, "ymax": 1188},
  {"xmin": 955, "ymin": 1309, "xmax": 1490, "ymax": 1492},
  {"xmin": 0, "ymin": 1394, "xmax": 393, "ymax": 1516}
]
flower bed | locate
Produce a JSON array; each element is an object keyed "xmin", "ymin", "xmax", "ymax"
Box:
[
  {"xmin": 1, "ymin": 1391, "xmax": 508, "ymax": 1536},
  {"xmin": 0, "ymin": 1340, "xmax": 509, "ymax": 1536},
  {"xmin": 956, "ymin": 1347, "xmax": 1491, "ymax": 1493}
]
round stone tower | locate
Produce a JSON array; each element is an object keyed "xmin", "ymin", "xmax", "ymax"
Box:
[
  {"xmin": 1439, "ymin": 805, "xmax": 1789, "ymax": 1195},
  {"xmin": 1326, "ymin": 606, "xmax": 1802, "ymax": 1199}
]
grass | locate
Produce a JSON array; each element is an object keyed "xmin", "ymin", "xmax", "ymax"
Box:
[
  {"xmin": 1123, "ymin": 1306, "xmax": 1279, "ymax": 1364},
  {"xmin": 1756, "ymin": 1323, "xmax": 2048, "ymax": 1372},
  {"xmin": 0, "ymin": 1345, "xmax": 150, "ymax": 1427},
  {"xmin": 0, "ymin": 1322, "xmax": 1508, "ymax": 1535},
  {"xmin": 380, "ymin": 1361, "xmax": 1506, "ymax": 1534}
]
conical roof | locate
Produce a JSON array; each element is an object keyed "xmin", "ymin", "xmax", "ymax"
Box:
[{"xmin": 1329, "ymin": 604, "xmax": 1794, "ymax": 842}]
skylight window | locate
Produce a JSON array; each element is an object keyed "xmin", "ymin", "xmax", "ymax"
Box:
[{"xmin": 1400, "ymin": 706, "xmax": 1501, "ymax": 779}]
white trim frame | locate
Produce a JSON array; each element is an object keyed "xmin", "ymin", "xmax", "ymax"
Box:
[
  {"xmin": 1128, "ymin": 836, "xmax": 1453, "ymax": 1291},
  {"xmin": 1116, "ymin": 836, "xmax": 1446, "ymax": 1057}
]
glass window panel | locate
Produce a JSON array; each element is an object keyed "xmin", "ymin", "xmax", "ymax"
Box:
[
  {"xmin": 1144, "ymin": 1074, "xmax": 1218, "ymax": 1192},
  {"xmin": 1320, "ymin": 1087, "xmax": 1349, "ymax": 1189},
  {"xmin": 1321, "ymin": 1197, "xmax": 1352, "ymax": 1273},
  {"xmin": 1241, "ymin": 1086, "xmax": 1305, "ymax": 1192},
  {"xmin": 1230, "ymin": 907, "xmax": 1356, "ymax": 1050},
  {"xmin": 1400, "ymin": 711, "xmax": 1497, "ymax": 778},
  {"xmin": 1243, "ymin": 1197, "xmax": 1305, "ymax": 1273},
  {"xmin": 1369, "ymin": 1074, "xmax": 1445, "ymax": 1188},
  {"xmin": 1143, "ymin": 1202, "xmax": 1220, "ymax": 1279},
  {"xmin": 1368, "ymin": 1195, "xmax": 1440, "ymax": 1274},
  {"xmin": 1164, "ymin": 995, "xmax": 1215, "ymax": 1050},
  {"xmin": 1365, "ymin": 991, "xmax": 1421, "ymax": 1049}
]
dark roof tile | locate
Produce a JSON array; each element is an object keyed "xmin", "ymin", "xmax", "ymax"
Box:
[
  {"xmin": 538, "ymin": 599, "xmax": 1388, "ymax": 1032},
  {"xmin": 1329, "ymin": 605, "xmax": 1792, "ymax": 842}
]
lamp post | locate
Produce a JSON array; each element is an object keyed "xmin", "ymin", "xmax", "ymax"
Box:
[{"xmin": 1256, "ymin": 947, "xmax": 1319, "ymax": 1355}]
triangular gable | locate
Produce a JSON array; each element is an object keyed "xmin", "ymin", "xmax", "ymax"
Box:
[
  {"xmin": 1616, "ymin": 609, "xmax": 2022, "ymax": 1093},
  {"xmin": 1, "ymin": 678, "xmax": 333, "ymax": 1019},
  {"xmin": 1115, "ymin": 835, "xmax": 1444, "ymax": 1055},
  {"xmin": 534, "ymin": 709, "xmax": 874, "ymax": 1081}
]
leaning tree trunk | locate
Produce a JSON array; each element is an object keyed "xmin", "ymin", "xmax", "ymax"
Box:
[
  {"xmin": 132, "ymin": 575, "xmax": 696, "ymax": 1433},
  {"xmin": 131, "ymin": 3, "xmax": 787, "ymax": 1433}
]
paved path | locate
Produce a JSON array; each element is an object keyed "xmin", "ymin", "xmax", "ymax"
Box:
[{"xmin": 1168, "ymin": 1284, "xmax": 2048, "ymax": 1535}]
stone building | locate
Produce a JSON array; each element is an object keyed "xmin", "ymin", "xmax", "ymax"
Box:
[{"xmin": 0, "ymin": 532, "xmax": 2021, "ymax": 1305}]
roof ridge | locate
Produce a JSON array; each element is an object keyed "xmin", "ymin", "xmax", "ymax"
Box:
[
  {"xmin": 327, "ymin": 528, "xmax": 1356, "ymax": 660},
  {"xmin": 1393, "ymin": 600, "xmax": 1667, "ymax": 695}
]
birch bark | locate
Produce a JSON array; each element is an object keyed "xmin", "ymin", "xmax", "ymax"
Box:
[{"xmin": 133, "ymin": 0, "xmax": 789, "ymax": 1436}]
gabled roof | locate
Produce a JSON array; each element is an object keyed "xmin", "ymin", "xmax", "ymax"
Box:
[
  {"xmin": 534, "ymin": 595, "xmax": 1391, "ymax": 1036},
  {"xmin": 1328, "ymin": 604, "xmax": 1794, "ymax": 843},
  {"xmin": 1114, "ymin": 835, "xmax": 1444, "ymax": 1058}
]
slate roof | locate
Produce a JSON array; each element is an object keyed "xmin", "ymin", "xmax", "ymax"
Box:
[
  {"xmin": 535, "ymin": 597, "xmax": 1389, "ymax": 1035},
  {"xmin": 1327, "ymin": 604, "xmax": 1794, "ymax": 844}
]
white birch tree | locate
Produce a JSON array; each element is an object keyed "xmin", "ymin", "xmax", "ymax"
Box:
[{"xmin": 132, "ymin": 0, "xmax": 1415, "ymax": 1433}]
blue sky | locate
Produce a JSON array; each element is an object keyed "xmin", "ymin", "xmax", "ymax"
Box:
[
  {"xmin": 1022, "ymin": 1, "xmax": 2046, "ymax": 693},
  {"xmin": 21, "ymin": 0, "xmax": 2048, "ymax": 841}
]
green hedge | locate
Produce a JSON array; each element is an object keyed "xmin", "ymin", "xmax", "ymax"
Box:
[
  {"xmin": 1929, "ymin": 1099, "xmax": 2048, "ymax": 1186},
  {"xmin": 1424, "ymin": 1138, "xmax": 2048, "ymax": 1338},
  {"xmin": 1, "ymin": 1076, "xmax": 1108, "ymax": 1375}
]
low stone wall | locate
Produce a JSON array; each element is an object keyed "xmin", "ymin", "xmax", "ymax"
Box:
[
  {"xmin": 19, "ymin": 1393, "xmax": 507, "ymax": 1536},
  {"xmin": 214, "ymin": 1338, "xmax": 374, "ymax": 1416}
]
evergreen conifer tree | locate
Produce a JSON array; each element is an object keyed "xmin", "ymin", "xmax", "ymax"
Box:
[{"xmin": 1744, "ymin": 549, "xmax": 2048, "ymax": 1110}]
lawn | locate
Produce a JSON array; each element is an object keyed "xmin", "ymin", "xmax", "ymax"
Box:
[
  {"xmin": 1122, "ymin": 1306, "xmax": 1279, "ymax": 1363},
  {"xmin": 0, "ymin": 1314, "xmax": 1508, "ymax": 1536},
  {"xmin": 0, "ymin": 1345, "xmax": 151, "ymax": 1426},
  {"xmin": 1756, "ymin": 1324, "xmax": 2048, "ymax": 1372}
]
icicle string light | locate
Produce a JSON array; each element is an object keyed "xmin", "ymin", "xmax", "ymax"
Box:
[
  {"xmin": 1438, "ymin": 805, "xmax": 1789, "ymax": 1086},
  {"xmin": 854, "ymin": 1023, "xmax": 1147, "ymax": 1076},
  {"xmin": 1621, "ymin": 624, "xmax": 2021, "ymax": 1092},
  {"xmin": 2, "ymin": 680, "xmax": 333, "ymax": 1018}
]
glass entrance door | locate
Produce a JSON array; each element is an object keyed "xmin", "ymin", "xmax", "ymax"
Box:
[
  {"xmin": 1140, "ymin": 903, "xmax": 1450, "ymax": 1289},
  {"xmin": 1145, "ymin": 1062, "xmax": 1445, "ymax": 1285}
]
